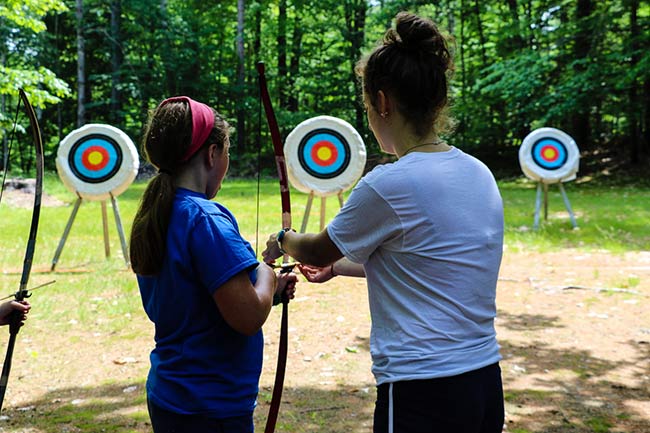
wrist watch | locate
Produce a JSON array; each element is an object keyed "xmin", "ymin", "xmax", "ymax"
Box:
[{"xmin": 276, "ymin": 227, "xmax": 292, "ymax": 255}]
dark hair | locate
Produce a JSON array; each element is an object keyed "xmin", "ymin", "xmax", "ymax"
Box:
[
  {"xmin": 129, "ymin": 100, "xmax": 229, "ymax": 275},
  {"xmin": 357, "ymin": 12, "xmax": 454, "ymax": 137}
]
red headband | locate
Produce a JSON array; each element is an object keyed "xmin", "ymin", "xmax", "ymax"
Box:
[{"xmin": 159, "ymin": 96, "xmax": 215, "ymax": 162}]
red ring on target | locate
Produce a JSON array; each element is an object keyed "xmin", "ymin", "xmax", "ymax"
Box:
[
  {"xmin": 540, "ymin": 145, "xmax": 559, "ymax": 162},
  {"xmin": 82, "ymin": 145, "xmax": 110, "ymax": 171},
  {"xmin": 311, "ymin": 141, "xmax": 338, "ymax": 166}
]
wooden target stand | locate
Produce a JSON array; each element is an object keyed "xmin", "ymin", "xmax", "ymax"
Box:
[
  {"xmin": 51, "ymin": 192, "xmax": 129, "ymax": 271},
  {"xmin": 284, "ymin": 116, "xmax": 367, "ymax": 233},
  {"xmin": 299, "ymin": 191, "xmax": 345, "ymax": 233},
  {"xmin": 533, "ymin": 182, "xmax": 578, "ymax": 230},
  {"xmin": 519, "ymin": 127, "xmax": 580, "ymax": 230},
  {"xmin": 51, "ymin": 123, "xmax": 138, "ymax": 270}
]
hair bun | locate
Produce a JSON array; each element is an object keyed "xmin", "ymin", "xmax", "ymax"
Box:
[{"xmin": 393, "ymin": 12, "xmax": 451, "ymax": 70}]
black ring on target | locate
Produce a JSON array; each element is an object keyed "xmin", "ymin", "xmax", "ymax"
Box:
[
  {"xmin": 68, "ymin": 134, "xmax": 123, "ymax": 184},
  {"xmin": 530, "ymin": 137, "xmax": 568, "ymax": 171},
  {"xmin": 297, "ymin": 128, "xmax": 351, "ymax": 179}
]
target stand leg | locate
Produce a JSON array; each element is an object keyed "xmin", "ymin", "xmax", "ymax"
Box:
[
  {"xmin": 558, "ymin": 183, "xmax": 578, "ymax": 229},
  {"xmin": 300, "ymin": 192, "xmax": 315, "ymax": 233},
  {"xmin": 101, "ymin": 201, "xmax": 111, "ymax": 259},
  {"xmin": 533, "ymin": 183, "xmax": 543, "ymax": 230},
  {"xmin": 51, "ymin": 195, "xmax": 83, "ymax": 271},
  {"xmin": 320, "ymin": 197, "xmax": 327, "ymax": 231},
  {"xmin": 110, "ymin": 193, "xmax": 130, "ymax": 267},
  {"xmin": 543, "ymin": 183, "xmax": 550, "ymax": 221}
]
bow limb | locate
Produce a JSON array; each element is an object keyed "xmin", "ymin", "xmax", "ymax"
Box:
[
  {"xmin": 256, "ymin": 62, "xmax": 292, "ymax": 243},
  {"xmin": 0, "ymin": 88, "xmax": 44, "ymax": 412},
  {"xmin": 256, "ymin": 62, "xmax": 290, "ymax": 433}
]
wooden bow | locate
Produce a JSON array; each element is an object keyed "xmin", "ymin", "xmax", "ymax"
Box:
[
  {"xmin": 0, "ymin": 88, "xmax": 44, "ymax": 412},
  {"xmin": 256, "ymin": 62, "xmax": 291, "ymax": 433}
]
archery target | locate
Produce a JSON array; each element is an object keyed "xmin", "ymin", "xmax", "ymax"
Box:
[
  {"xmin": 56, "ymin": 124, "xmax": 139, "ymax": 201},
  {"xmin": 519, "ymin": 127, "xmax": 579, "ymax": 184},
  {"xmin": 285, "ymin": 116, "xmax": 366, "ymax": 197}
]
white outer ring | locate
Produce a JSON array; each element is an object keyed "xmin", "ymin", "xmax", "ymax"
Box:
[
  {"xmin": 284, "ymin": 116, "xmax": 366, "ymax": 197},
  {"xmin": 56, "ymin": 123, "xmax": 139, "ymax": 201},
  {"xmin": 518, "ymin": 127, "xmax": 579, "ymax": 184}
]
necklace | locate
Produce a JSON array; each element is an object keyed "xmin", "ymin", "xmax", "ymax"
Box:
[{"xmin": 402, "ymin": 139, "xmax": 443, "ymax": 156}]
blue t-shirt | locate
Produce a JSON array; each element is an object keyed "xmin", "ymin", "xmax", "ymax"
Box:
[{"xmin": 137, "ymin": 188, "xmax": 260, "ymax": 418}]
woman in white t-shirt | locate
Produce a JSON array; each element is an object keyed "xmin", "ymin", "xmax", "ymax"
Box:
[{"xmin": 263, "ymin": 12, "xmax": 504, "ymax": 433}]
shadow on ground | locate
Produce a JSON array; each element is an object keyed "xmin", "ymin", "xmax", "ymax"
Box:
[{"xmin": 498, "ymin": 311, "xmax": 650, "ymax": 433}]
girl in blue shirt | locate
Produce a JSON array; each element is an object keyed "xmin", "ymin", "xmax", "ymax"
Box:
[{"xmin": 130, "ymin": 96, "xmax": 296, "ymax": 433}]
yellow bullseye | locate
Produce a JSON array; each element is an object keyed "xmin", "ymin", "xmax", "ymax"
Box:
[
  {"xmin": 542, "ymin": 148, "xmax": 557, "ymax": 160},
  {"xmin": 87, "ymin": 150, "xmax": 105, "ymax": 166},
  {"xmin": 317, "ymin": 147, "xmax": 332, "ymax": 161}
]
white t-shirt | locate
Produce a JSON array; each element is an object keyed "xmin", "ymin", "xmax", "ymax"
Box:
[{"xmin": 327, "ymin": 147, "xmax": 503, "ymax": 384}]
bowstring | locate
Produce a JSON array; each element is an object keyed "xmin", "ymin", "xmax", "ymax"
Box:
[{"xmin": 255, "ymin": 75, "xmax": 263, "ymax": 258}]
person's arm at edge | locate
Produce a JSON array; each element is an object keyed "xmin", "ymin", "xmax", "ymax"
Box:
[
  {"xmin": 330, "ymin": 257, "xmax": 365, "ymax": 277},
  {"xmin": 264, "ymin": 228, "xmax": 341, "ymax": 267},
  {"xmin": 298, "ymin": 257, "xmax": 365, "ymax": 283},
  {"xmin": 264, "ymin": 228, "xmax": 365, "ymax": 278}
]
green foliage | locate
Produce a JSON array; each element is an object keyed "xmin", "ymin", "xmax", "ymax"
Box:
[
  {"xmin": 1, "ymin": 0, "xmax": 649, "ymax": 178},
  {"xmin": 0, "ymin": 0, "xmax": 67, "ymax": 33},
  {"xmin": 0, "ymin": 0, "xmax": 71, "ymax": 141}
]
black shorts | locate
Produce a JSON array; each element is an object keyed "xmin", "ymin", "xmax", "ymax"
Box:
[
  {"xmin": 374, "ymin": 362, "xmax": 504, "ymax": 433},
  {"xmin": 147, "ymin": 398, "xmax": 254, "ymax": 433}
]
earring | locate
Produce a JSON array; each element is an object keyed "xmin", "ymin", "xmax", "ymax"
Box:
[{"xmin": 380, "ymin": 112, "xmax": 388, "ymax": 118}]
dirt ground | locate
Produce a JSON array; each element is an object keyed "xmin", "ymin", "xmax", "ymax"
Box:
[
  {"xmin": 255, "ymin": 249, "xmax": 650, "ymax": 433},
  {"xmin": 0, "ymin": 183, "xmax": 648, "ymax": 432},
  {"xmin": 494, "ymin": 249, "xmax": 650, "ymax": 432}
]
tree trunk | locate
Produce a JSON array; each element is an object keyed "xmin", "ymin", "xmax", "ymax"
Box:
[
  {"xmin": 288, "ymin": 0, "xmax": 303, "ymax": 112},
  {"xmin": 445, "ymin": 0, "xmax": 455, "ymax": 36},
  {"xmin": 344, "ymin": 0, "xmax": 366, "ymax": 133},
  {"xmin": 253, "ymin": 2, "xmax": 262, "ymax": 59},
  {"xmin": 110, "ymin": 0, "xmax": 123, "ymax": 127},
  {"xmin": 459, "ymin": 0, "xmax": 467, "ymax": 144},
  {"xmin": 570, "ymin": 0, "xmax": 594, "ymax": 149},
  {"xmin": 76, "ymin": 0, "xmax": 86, "ymax": 127},
  {"xmin": 626, "ymin": 0, "xmax": 640, "ymax": 164},
  {"xmin": 641, "ymin": 75, "xmax": 650, "ymax": 159},
  {"xmin": 236, "ymin": 0, "xmax": 246, "ymax": 153},
  {"xmin": 160, "ymin": 0, "xmax": 177, "ymax": 96},
  {"xmin": 277, "ymin": 0, "xmax": 288, "ymax": 109},
  {"xmin": 1, "ymin": 52, "xmax": 6, "ymax": 171},
  {"xmin": 472, "ymin": 0, "xmax": 487, "ymax": 68},
  {"xmin": 505, "ymin": 0, "xmax": 525, "ymax": 51}
]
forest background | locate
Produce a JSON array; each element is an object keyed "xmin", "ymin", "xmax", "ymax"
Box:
[{"xmin": 1, "ymin": 0, "xmax": 649, "ymax": 181}]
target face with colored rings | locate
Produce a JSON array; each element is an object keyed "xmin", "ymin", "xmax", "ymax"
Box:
[
  {"xmin": 531, "ymin": 138, "xmax": 567, "ymax": 170},
  {"xmin": 69, "ymin": 134, "xmax": 123, "ymax": 183},
  {"xmin": 519, "ymin": 127, "xmax": 579, "ymax": 184},
  {"xmin": 285, "ymin": 116, "xmax": 366, "ymax": 197},
  {"xmin": 298, "ymin": 129, "xmax": 350, "ymax": 179},
  {"xmin": 56, "ymin": 124, "xmax": 139, "ymax": 201}
]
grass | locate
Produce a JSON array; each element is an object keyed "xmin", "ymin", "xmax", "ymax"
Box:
[
  {"xmin": 500, "ymin": 178, "xmax": 650, "ymax": 252},
  {"xmin": 0, "ymin": 173, "xmax": 648, "ymax": 432}
]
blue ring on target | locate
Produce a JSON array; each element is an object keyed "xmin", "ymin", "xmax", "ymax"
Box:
[
  {"xmin": 298, "ymin": 128, "xmax": 351, "ymax": 179},
  {"xmin": 531, "ymin": 138, "xmax": 568, "ymax": 171},
  {"xmin": 68, "ymin": 134, "xmax": 123, "ymax": 184}
]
